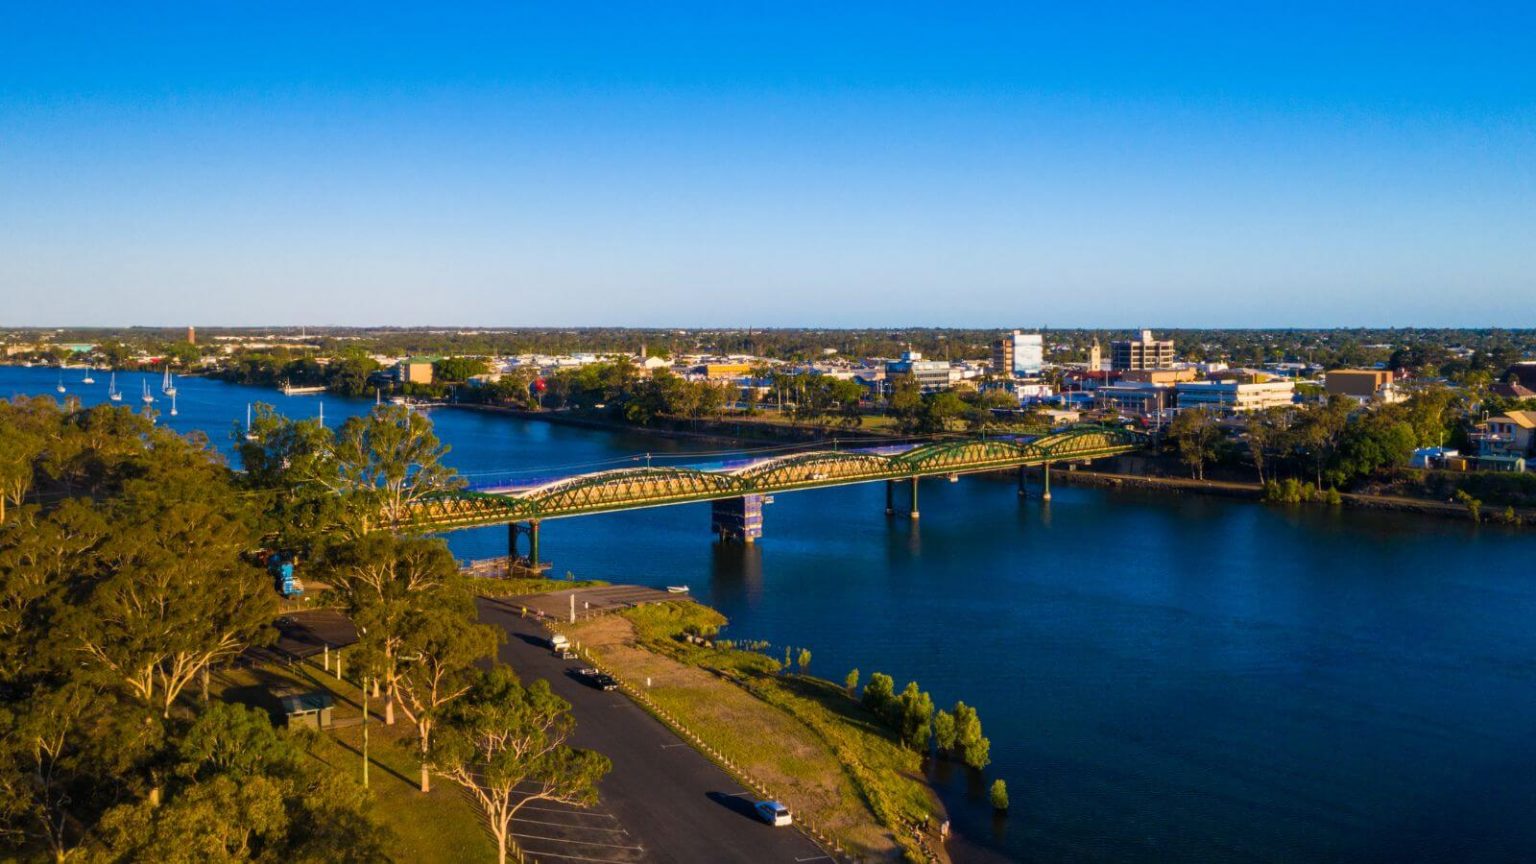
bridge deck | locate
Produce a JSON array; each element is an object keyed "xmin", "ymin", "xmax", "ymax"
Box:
[{"xmin": 407, "ymin": 425, "xmax": 1146, "ymax": 531}]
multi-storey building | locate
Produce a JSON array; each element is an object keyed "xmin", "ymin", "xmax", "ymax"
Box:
[{"xmin": 1110, "ymin": 330, "xmax": 1175, "ymax": 371}]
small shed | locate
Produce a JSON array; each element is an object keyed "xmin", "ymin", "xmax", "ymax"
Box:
[{"xmin": 280, "ymin": 691, "xmax": 335, "ymax": 730}]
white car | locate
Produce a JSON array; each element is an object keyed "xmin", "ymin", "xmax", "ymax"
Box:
[{"xmin": 754, "ymin": 800, "xmax": 792, "ymax": 827}]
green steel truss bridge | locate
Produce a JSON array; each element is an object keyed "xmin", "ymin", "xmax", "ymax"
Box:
[{"xmin": 406, "ymin": 425, "xmax": 1146, "ymax": 560}]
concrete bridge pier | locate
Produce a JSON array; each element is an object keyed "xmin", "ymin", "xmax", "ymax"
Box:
[
  {"xmin": 885, "ymin": 479, "xmax": 895, "ymax": 516},
  {"xmin": 908, "ymin": 477, "xmax": 920, "ymax": 520},
  {"xmin": 1042, "ymin": 463, "xmax": 1052, "ymax": 501},
  {"xmin": 1017, "ymin": 465, "xmax": 1027, "ymax": 497},
  {"xmin": 712, "ymin": 494, "xmax": 764, "ymax": 543}
]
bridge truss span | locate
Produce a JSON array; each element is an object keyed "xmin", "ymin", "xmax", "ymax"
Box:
[{"xmin": 405, "ymin": 424, "xmax": 1147, "ymax": 531}]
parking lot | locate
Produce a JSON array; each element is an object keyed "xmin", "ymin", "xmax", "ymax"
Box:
[{"xmin": 509, "ymin": 783, "xmax": 646, "ymax": 863}]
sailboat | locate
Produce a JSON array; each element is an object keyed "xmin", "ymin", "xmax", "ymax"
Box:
[
  {"xmin": 169, "ymin": 392, "xmax": 178, "ymax": 416},
  {"xmin": 141, "ymin": 380, "xmax": 154, "ymax": 405},
  {"xmin": 244, "ymin": 404, "xmax": 259, "ymax": 441},
  {"xmin": 82, "ymin": 366, "xmax": 95, "ymax": 385},
  {"xmin": 108, "ymin": 372, "xmax": 122, "ymax": 401},
  {"xmin": 56, "ymin": 372, "xmax": 66, "ymax": 393},
  {"xmin": 161, "ymin": 368, "xmax": 177, "ymax": 396}
]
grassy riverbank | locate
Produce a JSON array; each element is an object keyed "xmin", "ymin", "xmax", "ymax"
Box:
[
  {"xmin": 1054, "ymin": 466, "xmax": 1536, "ymax": 525},
  {"xmin": 564, "ymin": 602, "xmax": 947, "ymax": 863}
]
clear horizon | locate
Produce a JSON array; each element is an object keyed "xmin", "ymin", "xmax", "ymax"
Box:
[{"xmin": 3, "ymin": 3, "xmax": 1534, "ymax": 328}]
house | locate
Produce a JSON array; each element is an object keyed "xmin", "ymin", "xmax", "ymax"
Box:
[{"xmin": 1474, "ymin": 411, "xmax": 1536, "ymax": 467}]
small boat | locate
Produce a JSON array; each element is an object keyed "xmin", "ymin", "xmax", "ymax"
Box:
[
  {"xmin": 55, "ymin": 372, "xmax": 66, "ymax": 393},
  {"xmin": 280, "ymin": 381, "xmax": 326, "ymax": 396},
  {"xmin": 108, "ymin": 372, "xmax": 122, "ymax": 402},
  {"xmin": 140, "ymin": 380, "xmax": 154, "ymax": 405},
  {"xmin": 161, "ymin": 368, "xmax": 177, "ymax": 397},
  {"xmin": 244, "ymin": 403, "xmax": 259, "ymax": 441},
  {"xmin": 666, "ymin": 585, "xmax": 690, "ymax": 594},
  {"xmin": 317, "ymin": 402, "xmax": 325, "ymax": 426},
  {"xmin": 82, "ymin": 366, "xmax": 95, "ymax": 385},
  {"xmin": 169, "ymin": 392, "xmax": 178, "ymax": 416}
]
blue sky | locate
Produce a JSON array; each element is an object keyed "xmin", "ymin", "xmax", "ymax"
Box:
[{"xmin": 2, "ymin": 2, "xmax": 1533, "ymax": 327}]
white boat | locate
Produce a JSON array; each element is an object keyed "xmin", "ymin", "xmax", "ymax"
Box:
[
  {"xmin": 244, "ymin": 403, "xmax": 259, "ymax": 441},
  {"xmin": 161, "ymin": 368, "xmax": 177, "ymax": 396},
  {"xmin": 281, "ymin": 381, "xmax": 326, "ymax": 395},
  {"xmin": 168, "ymin": 392, "xmax": 178, "ymax": 416},
  {"xmin": 55, "ymin": 372, "xmax": 65, "ymax": 393},
  {"xmin": 82, "ymin": 366, "xmax": 95, "ymax": 385},
  {"xmin": 666, "ymin": 585, "xmax": 690, "ymax": 594},
  {"xmin": 140, "ymin": 380, "xmax": 154, "ymax": 405},
  {"xmin": 108, "ymin": 372, "xmax": 122, "ymax": 402}
]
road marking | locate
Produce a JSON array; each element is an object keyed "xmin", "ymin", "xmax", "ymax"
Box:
[
  {"xmin": 511, "ymin": 816, "xmax": 629, "ymax": 832},
  {"xmin": 659, "ymin": 743, "xmax": 688, "ymax": 749},
  {"xmin": 510, "ymin": 831, "xmax": 643, "ymax": 851},
  {"xmin": 796, "ymin": 857, "xmax": 834, "ymax": 862},
  {"xmin": 725, "ymin": 791, "xmax": 753, "ymax": 797},
  {"xmin": 514, "ymin": 846, "xmax": 646, "ymax": 862},
  {"xmin": 516, "ymin": 799, "xmax": 623, "ymax": 811}
]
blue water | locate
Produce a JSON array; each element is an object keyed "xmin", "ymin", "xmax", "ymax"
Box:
[{"xmin": 8, "ymin": 366, "xmax": 1536, "ymax": 862}]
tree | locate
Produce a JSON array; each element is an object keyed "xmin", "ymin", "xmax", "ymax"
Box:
[
  {"xmin": 1243, "ymin": 408, "xmax": 1289, "ymax": 484},
  {"xmin": 85, "ymin": 703, "xmax": 390, "ymax": 864},
  {"xmin": 1292, "ymin": 396, "xmax": 1353, "ymax": 488},
  {"xmin": 235, "ymin": 403, "xmax": 350, "ymax": 556},
  {"xmin": 844, "ymin": 668, "xmax": 859, "ymax": 697},
  {"xmin": 394, "ymin": 602, "xmax": 503, "ymax": 792},
  {"xmin": 431, "ymin": 668, "xmax": 611, "ymax": 864},
  {"xmin": 990, "ymin": 779, "xmax": 1009, "ymax": 811},
  {"xmin": 951, "ymin": 701, "xmax": 991, "ymax": 770},
  {"xmin": 888, "ymin": 374, "xmax": 923, "ymax": 429},
  {"xmin": 796, "ymin": 648, "xmax": 812, "ymax": 673},
  {"xmin": 433, "ymin": 356, "xmax": 490, "ymax": 383},
  {"xmin": 862, "ymin": 673, "xmax": 895, "ymax": 715},
  {"xmin": 1168, "ymin": 408, "xmax": 1222, "ymax": 480},
  {"xmin": 933, "ymin": 709, "xmax": 957, "ymax": 752},
  {"xmin": 896, "ymin": 682, "xmax": 934, "ymax": 751},
  {"xmin": 64, "ymin": 433, "xmax": 275, "ymax": 718},
  {"xmin": 325, "ymin": 534, "xmax": 464, "ymax": 727},
  {"xmin": 332, "ymin": 404, "xmax": 464, "ymax": 534}
]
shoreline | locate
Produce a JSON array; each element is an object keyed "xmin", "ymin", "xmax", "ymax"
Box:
[{"xmin": 1051, "ymin": 467, "xmax": 1536, "ymax": 525}]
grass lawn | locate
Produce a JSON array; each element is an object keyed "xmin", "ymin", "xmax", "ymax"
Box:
[
  {"xmin": 213, "ymin": 660, "xmax": 496, "ymax": 863},
  {"xmin": 566, "ymin": 603, "xmax": 946, "ymax": 863}
]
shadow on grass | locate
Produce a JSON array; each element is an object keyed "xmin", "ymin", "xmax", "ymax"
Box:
[{"xmin": 331, "ymin": 734, "xmax": 418, "ymax": 789}]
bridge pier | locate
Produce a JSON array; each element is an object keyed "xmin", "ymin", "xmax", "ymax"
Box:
[
  {"xmin": 711, "ymin": 494, "xmax": 764, "ymax": 543},
  {"xmin": 507, "ymin": 520, "xmax": 548, "ymax": 575},
  {"xmin": 885, "ymin": 479, "xmax": 895, "ymax": 516},
  {"xmin": 1042, "ymin": 464, "xmax": 1052, "ymax": 501},
  {"xmin": 1017, "ymin": 465, "xmax": 1027, "ymax": 497},
  {"xmin": 909, "ymin": 477, "xmax": 920, "ymax": 520}
]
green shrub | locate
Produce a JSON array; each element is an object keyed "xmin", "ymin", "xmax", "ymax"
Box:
[{"xmin": 990, "ymin": 779, "xmax": 1009, "ymax": 811}]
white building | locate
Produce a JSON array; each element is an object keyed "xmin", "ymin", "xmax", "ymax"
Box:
[
  {"xmin": 1010, "ymin": 331, "xmax": 1044, "ymax": 376},
  {"xmin": 1174, "ymin": 379, "xmax": 1296, "ymax": 414}
]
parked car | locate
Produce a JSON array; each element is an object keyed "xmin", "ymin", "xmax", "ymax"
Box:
[
  {"xmin": 754, "ymin": 800, "xmax": 792, "ymax": 827},
  {"xmin": 576, "ymin": 668, "xmax": 618, "ymax": 691},
  {"xmin": 549, "ymin": 633, "xmax": 571, "ymax": 653}
]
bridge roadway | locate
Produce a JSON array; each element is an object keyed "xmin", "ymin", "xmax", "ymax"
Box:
[{"xmin": 405, "ymin": 424, "xmax": 1146, "ymax": 534}]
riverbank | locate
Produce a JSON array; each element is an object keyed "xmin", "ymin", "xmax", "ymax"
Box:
[
  {"xmin": 559, "ymin": 601, "xmax": 951, "ymax": 863},
  {"xmin": 1051, "ymin": 466, "xmax": 1536, "ymax": 525},
  {"xmin": 446, "ymin": 402, "xmax": 905, "ymax": 446}
]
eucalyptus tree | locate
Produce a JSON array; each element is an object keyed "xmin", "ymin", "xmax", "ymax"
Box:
[{"xmin": 431, "ymin": 668, "xmax": 610, "ymax": 864}]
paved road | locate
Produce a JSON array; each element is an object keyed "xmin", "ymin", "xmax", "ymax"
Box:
[{"xmin": 478, "ymin": 597, "xmax": 833, "ymax": 864}]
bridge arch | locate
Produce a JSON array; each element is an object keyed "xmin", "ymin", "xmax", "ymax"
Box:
[
  {"xmin": 733, "ymin": 450, "xmax": 900, "ymax": 489},
  {"xmin": 526, "ymin": 466, "xmax": 751, "ymax": 516}
]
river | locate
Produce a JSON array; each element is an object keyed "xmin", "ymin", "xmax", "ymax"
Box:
[{"xmin": 7, "ymin": 366, "xmax": 1536, "ymax": 863}]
